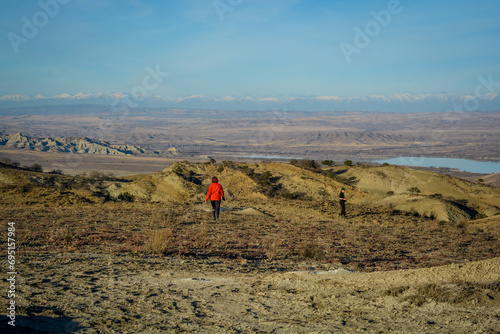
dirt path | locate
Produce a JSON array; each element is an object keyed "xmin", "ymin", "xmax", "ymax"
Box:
[{"xmin": 3, "ymin": 253, "xmax": 499, "ymax": 333}]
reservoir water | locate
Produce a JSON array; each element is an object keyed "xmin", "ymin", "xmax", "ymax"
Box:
[{"xmin": 375, "ymin": 157, "xmax": 500, "ymax": 174}]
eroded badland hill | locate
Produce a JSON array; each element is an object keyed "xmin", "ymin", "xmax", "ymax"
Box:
[{"xmin": 1, "ymin": 161, "xmax": 499, "ymax": 333}]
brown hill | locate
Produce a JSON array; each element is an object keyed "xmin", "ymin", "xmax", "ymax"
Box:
[
  {"xmin": 1, "ymin": 160, "xmax": 498, "ymax": 222},
  {"xmin": 336, "ymin": 165, "xmax": 500, "ymax": 221},
  {"xmin": 105, "ymin": 161, "xmax": 500, "ymax": 222},
  {"xmin": 107, "ymin": 161, "xmax": 363, "ymax": 204}
]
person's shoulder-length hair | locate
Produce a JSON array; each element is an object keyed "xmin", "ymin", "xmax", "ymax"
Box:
[{"xmin": 212, "ymin": 176, "xmax": 218, "ymax": 183}]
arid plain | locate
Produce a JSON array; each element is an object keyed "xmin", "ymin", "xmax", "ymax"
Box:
[
  {"xmin": 1, "ymin": 107, "xmax": 499, "ymax": 333},
  {"xmin": 1, "ymin": 108, "xmax": 500, "ymax": 168}
]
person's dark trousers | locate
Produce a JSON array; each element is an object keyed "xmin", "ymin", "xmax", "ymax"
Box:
[
  {"xmin": 211, "ymin": 200, "xmax": 221, "ymax": 220},
  {"xmin": 340, "ymin": 201, "xmax": 346, "ymax": 217}
]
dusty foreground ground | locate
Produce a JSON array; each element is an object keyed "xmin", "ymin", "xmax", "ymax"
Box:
[
  {"xmin": 1, "ymin": 200, "xmax": 499, "ymax": 333},
  {"xmin": 2, "ymin": 254, "xmax": 500, "ymax": 333}
]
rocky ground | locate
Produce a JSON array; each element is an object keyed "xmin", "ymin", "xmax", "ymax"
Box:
[{"xmin": 2, "ymin": 252, "xmax": 500, "ymax": 333}]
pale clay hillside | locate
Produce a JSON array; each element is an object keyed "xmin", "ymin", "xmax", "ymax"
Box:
[
  {"xmin": 0, "ymin": 132, "xmax": 179, "ymax": 156},
  {"xmin": 106, "ymin": 161, "xmax": 500, "ymax": 222}
]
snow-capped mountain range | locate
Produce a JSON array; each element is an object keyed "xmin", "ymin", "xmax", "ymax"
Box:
[{"xmin": 1, "ymin": 92, "xmax": 499, "ymax": 113}]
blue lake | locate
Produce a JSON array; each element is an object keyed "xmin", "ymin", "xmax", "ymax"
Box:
[{"xmin": 375, "ymin": 157, "xmax": 500, "ymax": 174}]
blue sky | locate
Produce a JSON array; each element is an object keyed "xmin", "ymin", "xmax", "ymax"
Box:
[{"xmin": 1, "ymin": 0, "xmax": 499, "ymax": 99}]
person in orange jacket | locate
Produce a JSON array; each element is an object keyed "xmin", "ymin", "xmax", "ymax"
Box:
[{"xmin": 205, "ymin": 176, "xmax": 225, "ymax": 220}]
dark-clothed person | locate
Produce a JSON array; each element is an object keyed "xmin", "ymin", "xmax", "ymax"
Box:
[
  {"xmin": 205, "ymin": 176, "xmax": 225, "ymax": 220},
  {"xmin": 339, "ymin": 187, "xmax": 346, "ymax": 217}
]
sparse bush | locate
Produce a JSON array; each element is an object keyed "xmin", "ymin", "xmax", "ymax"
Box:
[
  {"xmin": 386, "ymin": 191, "xmax": 394, "ymax": 196},
  {"xmin": 256, "ymin": 171, "xmax": 273, "ymax": 187},
  {"xmin": 209, "ymin": 158, "xmax": 216, "ymax": 164},
  {"xmin": 408, "ymin": 187, "xmax": 421, "ymax": 194},
  {"xmin": 299, "ymin": 242, "xmax": 324, "ymax": 260},
  {"xmin": 49, "ymin": 169, "xmax": 64, "ymax": 175},
  {"xmin": 1, "ymin": 157, "xmax": 12, "ymax": 165},
  {"xmin": 291, "ymin": 159, "xmax": 319, "ymax": 171},
  {"xmin": 217, "ymin": 166, "xmax": 224, "ymax": 173},
  {"xmin": 456, "ymin": 220, "xmax": 469, "ymax": 229},
  {"xmin": 194, "ymin": 225, "xmax": 210, "ymax": 249},
  {"xmin": 381, "ymin": 162, "xmax": 390, "ymax": 167},
  {"xmin": 324, "ymin": 169, "xmax": 337, "ymax": 180},
  {"xmin": 237, "ymin": 165, "xmax": 254, "ymax": 177},
  {"xmin": 474, "ymin": 213, "xmax": 487, "ymax": 220},
  {"xmin": 279, "ymin": 190, "xmax": 295, "ymax": 200},
  {"xmin": 94, "ymin": 190, "xmax": 112, "ymax": 201},
  {"xmin": 118, "ymin": 192, "xmax": 135, "ymax": 202},
  {"xmin": 321, "ymin": 160, "xmax": 334, "ymax": 166},
  {"xmin": 1, "ymin": 157, "xmax": 21, "ymax": 168},
  {"xmin": 182, "ymin": 170, "xmax": 202, "ymax": 185},
  {"xmin": 174, "ymin": 165, "xmax": 183, "ymax": 174},
  {"xmin": 146, "ymin": 228, "xmax": 173, "ymax": 254},
  {"xmin": 385, "ymin": 286, "xmax": 409, "ymax": 297},
  {"xmin": 222, "ymin": 160, "xmax": 235, "ymax": 169},
  {"xmin": 303, "ymin": 159, "xmax": 319, "ymax": 170},
  {"xmin": 344, "ymin": 160, "xmax": 353, "ymax": 166},
  {"xmin": 478, "ymin": 178, "xmax": 484, "ymax": 183},
  {"xmin": 289, "ymin": 159, "xmax": 298, "ymax": 166},
  {"xmin": 265, "ymin": 238, "xmax": 284, "ymax": 261},
  {"xmin": 408, "ymin": 208, "xmax": 420, "ymax": 217},
  {"xmin": 29, "ymin": 163, "xmax": 44, "ymax": 172}
]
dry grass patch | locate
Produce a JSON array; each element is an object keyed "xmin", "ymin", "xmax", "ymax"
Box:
[
  {"xmin": 146, "ymin": 228, "xmax": 173, "ymax": 254},
  {"xmin": 404, "ymin": 280, "xmax": 500, "ymax": 306}
]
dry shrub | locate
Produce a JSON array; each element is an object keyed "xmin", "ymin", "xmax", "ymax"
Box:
[
  {"xmin": 299, "ymin": 242, "xmax": 325, "ymax": 260},
  {"xmin": 146, "ymin": 228, "xmax": 173, "ymax": 254},
  {"xmin": 264, "ymin": 238, "xmax": 284, "ymax": 261},
  {"xmin": 52, "ymin": 225, "xmax": 74, "ymax": 245},
  {"xmin": 385, "ymin": 286, "xmax": 409, "ymax": 297},
  {"xmin": 194, "ymin": 225, "xmax": 210, "ymax": 249},
  {"xmin": 404, "ymin": 279, "xmax": 500, "ymax": 306},
  {"xmin": 456, "ymin": 220, "xmax": 469, "ymax": 230},
  {"xmin": 427, "ymin": 219, "xmax": 443, "ymax": 233}
]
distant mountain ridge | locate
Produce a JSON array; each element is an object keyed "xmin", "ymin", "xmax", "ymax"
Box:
[
  {"xmin": 0, "ymin": 132, "xmax": 178, "ymax": 156},
  {"xmin": 1, "ymin": 92, "xmax": 499, "ymax": 112}
]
